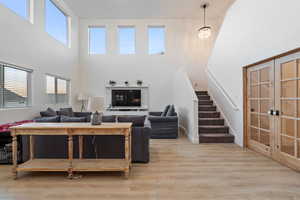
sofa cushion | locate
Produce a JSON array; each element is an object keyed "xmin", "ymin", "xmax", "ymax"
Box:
[
  {"xmin": 74, "ymin": 112, "xmax": 92, "ymax": 122},
  {"xmin": 40, "ymin": 107, "xmax": 56, "ymax": 117},
  {"xmin": 102, "ymin": 115, "xmax": 116, "ymax": 123},
  {"xmin": 60, "ymin": 116, "xmax": 86, "ymax": 123},
  {"xmin": 59, "ymin": 108, "xmax": 74, "ymax": 117},
  {"xmin": 35, "ymin": 116, "xmax": 60, "ymax": 123},
  {"xmin": 118, "ymin": 115, "xmax": 146, "ymax": 127},
  {"xmin": 166, "ymin": 105, "xmax": 176, "ymax": 116},
  {"xmin": 161, "ymin": 105, "xmax": 170, "ymax": 116}
]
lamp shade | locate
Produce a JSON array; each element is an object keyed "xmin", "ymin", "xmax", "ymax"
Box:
[
  {"xmin": 87, "ymin": 96, "xmax": 104, "ymax": 112},
  {"xmin": 77, "ymin": 93, "xmax": 88, "ymax": 101}
]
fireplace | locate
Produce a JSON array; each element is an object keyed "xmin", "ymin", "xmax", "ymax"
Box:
[
  {"xmin": 112, "ymin": 89, "xmax": 141, "ymax": 107},
  {"xmin": 105, "ymin": 84, "xmax": 149, "ymax": 111}
]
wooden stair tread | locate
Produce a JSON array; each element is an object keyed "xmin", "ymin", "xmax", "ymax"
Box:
[
  {"xmin": 199, "ymin": 125, "xmax": 229, "ymax": 128},
  {"xmin": 199, "ymin": 133, "xmax": 234, "ymax": 137},
  {"xmin": 199, "ymin": 118, "xmax": 223, "ymax": 120}
]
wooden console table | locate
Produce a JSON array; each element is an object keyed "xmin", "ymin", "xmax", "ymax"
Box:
[{"xmin": 10, "ymin": 123, "xmax": 132, "ymax": 179}]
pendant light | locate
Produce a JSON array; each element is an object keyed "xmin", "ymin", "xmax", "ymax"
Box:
[{"xmin": 198, "ymin": 3, "xmax": 212, "ymax": 39}]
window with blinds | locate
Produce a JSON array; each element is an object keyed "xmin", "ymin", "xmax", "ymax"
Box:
[
  {"xmin": 0, "ymin": 63, "xmax": 32, "ymax": 108},
  {"xmin": 46, "ymin": 75, "xmax": 70, "ymax": 105}
]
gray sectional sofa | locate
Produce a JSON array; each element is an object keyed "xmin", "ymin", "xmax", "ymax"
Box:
[{"xmin": 22, "ymin": 108, "xmax": 150, "ymax": 163}]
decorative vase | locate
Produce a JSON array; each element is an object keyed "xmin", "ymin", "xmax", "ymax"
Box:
[
  {"xmin": 109, "ymin": 80, "xmax": 116, "ymax": 86},
  {"xmin": 91, "ymin": 111, "xmax": 102, "ymax": 125}
]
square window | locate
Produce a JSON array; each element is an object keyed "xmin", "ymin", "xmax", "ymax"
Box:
[
  {"xmin": 89, "ymin": 27, "xmax": 106, "ymax": 54},
  {"xmin": 46, "ymin": 75, "xmax": 70, "ymax": 105},
  {"xmin": 0, "ymin": 64, "xmax": 32, "ymax": 108},
  {"xmin": 45, "ymin": 0, "xmax": 68, "ymax": 45},
  {"xmin": 0, "ymin": 0, "xmax": 28, "ymax": 19},
  {"xmin": 148, "ymin": 26, "xmax": 165, "ymax": 55},
  {"xmin": 118, "ymin": 26, "xmax": 135, "ymax": 54}
]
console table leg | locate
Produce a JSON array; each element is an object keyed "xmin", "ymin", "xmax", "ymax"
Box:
[
  {"xmin": 124, "ymin": 131, "xmax": 130, "ymax": 179},
  {"xmin": 12, "ymin": 133, "xmax": 18, "ymax": 180},
  {"xmin": 124, "ymin": 168, "xmax": 130, "ymax": 179},
  {"xmin": 68, "ymin": 169, "xmax": 73, "ymax": 179},
  {"xmin": 79, "ymin": 136, "xmax": 83, "ymax": 159},
  {"xmin": 68, "ymin": 135, "xmax": 73, "ymax": 179},
  {"xmin": 29, "ymin": 135, "xmax": 35, "ymax": 160}
]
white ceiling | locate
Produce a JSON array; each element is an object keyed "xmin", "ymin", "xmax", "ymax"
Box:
[{"xmin": 64, "ymin": 0, "xmax": 235, "ymax": 19}]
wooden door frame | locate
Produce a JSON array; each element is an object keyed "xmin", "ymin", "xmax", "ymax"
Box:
[{"xmin": 243, "ymin": 47, "xmax": 300, "ymax": 148}]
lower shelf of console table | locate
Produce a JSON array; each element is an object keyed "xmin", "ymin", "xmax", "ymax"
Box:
[{"xmin": 18, "ymin": 159, "xmax": 130, "ymax": 173}]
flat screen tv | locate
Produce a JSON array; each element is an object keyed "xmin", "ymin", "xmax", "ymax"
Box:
[{"xmin": 112, "ymin": 90, "xmax": 141, "ymax": 107}]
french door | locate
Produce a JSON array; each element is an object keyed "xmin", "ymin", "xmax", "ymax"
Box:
[
  {"xmin": 247, "ymin": 61, "xmax": 275, "ymax": 157},
  {"xmin": 246, "ymin": 52, "xmax": 300, "ymax": 171}
]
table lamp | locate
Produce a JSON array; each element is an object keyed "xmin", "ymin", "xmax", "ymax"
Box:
[{"xmin": 77, "ymin": 93, "xmax": 88, "ymax": 112}]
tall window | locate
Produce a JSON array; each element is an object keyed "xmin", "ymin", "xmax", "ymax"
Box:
[
  {"xmin": 148, "ymin": 26, "xmax": 165, "ymax": 55},
  {"xmin": 45, "ymin": 0, "xmax": 68, "ymax": 45},
  {"xmin": 118, "ymin": 26, "xmax": 135, "ymax": 54},
  {"xmin": 0, "ymin": 63, "xmax": 32, "ymax": 108},
  {"xmin": 0, "ymin": 0, "xmax": 28, "ymax": 19},
  {"xmin": 89, "ymin": 27, "xmax": 106, "ymax": 54},
  {"xmin": 46, "ymin": 75, "xmax": 70, "ymax": 104}
]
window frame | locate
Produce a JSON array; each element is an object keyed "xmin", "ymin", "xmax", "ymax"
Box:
[
  {"xmin": 0, "ymin": 62, "xmax": 33, "ymax": 109},
  {"xmin": 45, "ymin": 74, "xmax": 70, "ymax": 105},
  {"xmin": 118, "ymin": 26, "xmax": 136, "ymax": 55},
  {"xmin": 148, "ymin": 26, "xmax": 166, "ymax": 55},
  {"xmin": 45, "ymin": 0, "xmax": 70, "ymax": 47},
  {"xmin": 88, "ymin": 26, "xmax": 107, "ymax": 55}
]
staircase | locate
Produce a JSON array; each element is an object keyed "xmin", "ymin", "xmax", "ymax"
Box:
[{"xmin": 196, "ymin": 91, "xmax": 234, "ymax": 143}]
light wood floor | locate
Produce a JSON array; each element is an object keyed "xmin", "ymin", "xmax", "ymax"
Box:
[{"xmin": 0, "ymin": 135, "xmax": 300, "ymax": 200}]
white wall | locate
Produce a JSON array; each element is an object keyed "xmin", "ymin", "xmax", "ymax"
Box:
[
  {"xmin": 0, "ymin": 0, "xmax": 79, "ymax": 124},
  {"xmin": 207, "ymin": 0, "xmax": 300, "ymax": 146},
  {"xmin": 173, "ymin": 67, "xmax": 198, "ymax": 143},
  {"xmin": 79, "ymin": 19, "xmax": 216, "ymax": 111}
]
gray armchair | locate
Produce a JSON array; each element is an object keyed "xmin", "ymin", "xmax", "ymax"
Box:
[{"xmin": 148, "ymin": 110, "xmax": 179, "ymax": 139}]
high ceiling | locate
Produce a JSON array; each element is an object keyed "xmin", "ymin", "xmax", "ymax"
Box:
[{"xmin": 64, "ymin": 0, "xmax": 235, "ymax": 19}]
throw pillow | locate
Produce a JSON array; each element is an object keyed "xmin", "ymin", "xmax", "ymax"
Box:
[
  {"xmin": 102, "ymin": 115, "xmax": 116, "ymax": 123},
  {"xmin": 118, "ymin": 115, "xmax": 146, "ymax": 127},
  {"xmin": 40, "ymin": 107, "xmax": 56, "ymax": 117},
  {"xmin": 35, "ymin": 116, "xmax": 60, "ymax": 123},
  {"xmin": 161, "ymin": 105, "xmax": 170, "ymax": 116},
  {"xmin": 166, "ymin": 105, "xmax": 176, "ymax": 116},
  {"xmin": 60, "ymin": 116, "xmax": 86, "ymax": 123},
  {"xmin": 59, "ymin": 108, "xmax": 74, "ymax": 117}
]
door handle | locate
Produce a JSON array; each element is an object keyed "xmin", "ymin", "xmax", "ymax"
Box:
[
  {"xmin": 274, "ymin": 110, "xmax": 280, "ymax": 116},
  {"xmin": 268, "ymin": 109, "xmax": 274, "ymax": 115}
]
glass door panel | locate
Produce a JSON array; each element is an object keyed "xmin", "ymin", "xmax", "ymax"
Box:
[
  {"xmin": 247, "ymin": 62, "xmax": 273, "ymax": 153},
  {"xmin": 275, "ymin": 56, "xmax": 300, "ymax": 169}
]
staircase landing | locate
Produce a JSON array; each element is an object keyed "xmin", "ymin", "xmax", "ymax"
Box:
[{"xmin": 196, "ymin": 91, "xmax": 234, "ymax": 143}]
